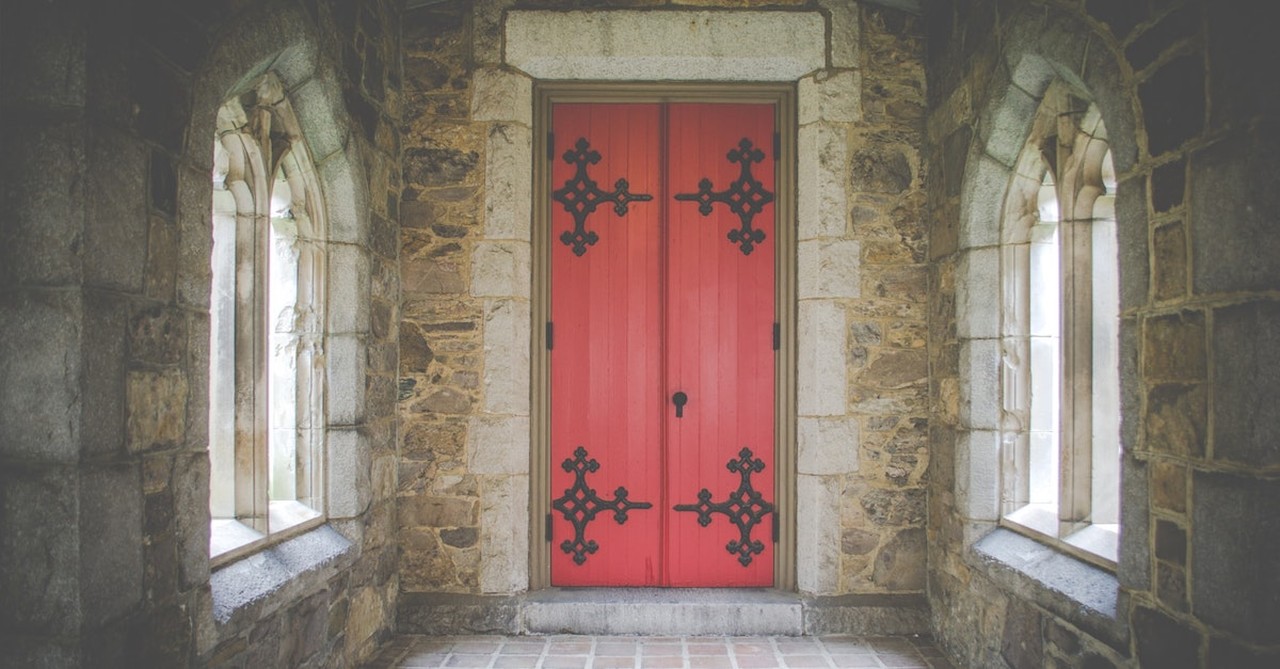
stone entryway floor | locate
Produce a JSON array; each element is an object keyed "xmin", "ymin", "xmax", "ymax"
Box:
[{"xmin": 362, "ymin": 634, "xmax": 957, "ymax": 669}]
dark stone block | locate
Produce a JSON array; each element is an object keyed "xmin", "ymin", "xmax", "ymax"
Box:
[
  {"xmin": 1208, "ymin": 0, "xmax": 1280, "ymax": 126},
  {"xmin": 345, "ymin": 89, "xmax": 380, "ymax": 143},
  {"xmin": 404, "ymin": 146, "xmax": 480, "ymax": 188},
  {"xmin": 1045, "ymin": 619, "xmax": 1080, "ymax": 656},
  {"xmin": 1191, "ymin": 472, "xmax": 1280, "ymax": 644},
  {"xmin": 1154, "ymin": 519, "xmax": 1186, "ymax": 565},
  {"xmin": 1139, "ymin": 53, "xmax": 1205, "ymax": 157},
  {"xmin": 128, "ymin": 305, "xmax": 186, "ymax": 366},
  {"xmin": 1115, "ymin": 176, "xmax": 1149, "ymax": 311},
  {"xmin": 149, "ymin": 149, "xmax": 177, "ymax": 217},
  {"xmin": 1208, "ymin": 634, "xmax": 1280, "ymax": 669},
  {"xmin": 1126, "ymin": 4, "xmax": 1199, "ymax": 72},
  {"xmin": 1212, "ymin": 301, "xmax": 1280, "ymax": 466},
  {"xmin": 1132, "ymin": 605, "xmax": 1200, "ymax": 669},
  {"xmin": 943, "ymin": 125, "xmax": 972, "ymax": 198},
  {"xmin": 1156, "ymin": 561, "xmax": 1187, "ymax": 613},
  {"xmin": 1000, "ymin": 599, "xmax": 1044, "ymax": 669},
  {"xmin": 1190, "ymin": 126, "xmax": 1280, "ymax": 294},
  {"xmin": 1144, "ymin": 383, "xmax": 1206, "ymax": 457},
  {"xmin": 129, "ymin": 51, "xmax": 189, "ymax": 153},
  {"xmin": 1086, "ymin": 0, "xmax": 1147, "ymax": 40},
  {"xmin": 1142, "ymin": 311, "xmax": 1205, "ymax": 381},
  {"xmin": 1150, "ymin": 158, "xmax": 1185, "ymax": 212},
  {"xmin": 1152, "ymin": 222, "xmax": 1186, "ymax": 301},
  {"xmin": 872, "ymin": 527, "xmax": 926, "ymax": 590},
  {"xmin": 441, "ymin": 526, "xmax": 478, "ymax": 548}
]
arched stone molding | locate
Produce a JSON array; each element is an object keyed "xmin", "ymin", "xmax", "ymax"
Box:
[
  {"xmin": 183, "ymin": 0, "xmax": 382, "ymax": 648},
  {"xmin": 949, "ymin": 0, "xmax": 1149, "ymax": 621}
]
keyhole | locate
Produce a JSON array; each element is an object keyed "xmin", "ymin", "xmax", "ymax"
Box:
[{"xmin": 672, "ymin": 391, "xmax": 688, "ymax": 418}]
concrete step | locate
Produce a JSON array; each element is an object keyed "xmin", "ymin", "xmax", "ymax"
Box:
[
  {"xmin": 524, "ymin": 588, "xmax": 803, "ymax": 636},
  {"xmin": 397, "ymin": 589, "xmax": 929, "ymax": 637}
]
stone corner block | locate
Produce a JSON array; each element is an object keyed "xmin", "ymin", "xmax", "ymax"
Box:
[
  {"xmin": 798, "ymin": 300, "xmax": 848, "ymax": 417},
  {"xmin": 798, "ymin": 416, "xmax": 860, "ymax": 475},
  {"xmin": 958, "ymin": 338, "xmax": 1000, "ymax": 431},
  {"xmin": 799, "ymin": 239, "xmax": 861, "ymax": 299},
  {"xmin": 467, "ymin": 415, "xmax": 531, "ymax": 475},
  {"xmin": 798, "ymin": 123, "xmax": 850, "ymax": 240},
  {"xmin": 480, "ymin": 474, "xmax": 530, "ymax": 594},
  {"xmin": 484, "ymin": 124, "xmax": 534, "ymax": 240},
  {"xmin": 955, "ymin": 246, "xmax": 1000, "ymax": 340},
  {"xmin": 799, "ymin": 70, "xmax": 861, "ymax": 125},
  {"xmin": 795, "ymin": 474, "xmax": 841, "ymax": 595},
  {"xmin": 471, "ymin": 68, "xmax": 533, "ymax": 126},
  {"xmin": 955, "ymin": 430, "xmax": 1001, "ymax": 522},
  {"xmin": 472, "ymin": 241, "xmax": 532, "ymax": 299},
  {"xmin": 328, "ymin": 427, "xmax": 372, "ymax": 519},
  {"xmin": 482, "ymin": 299, "xmax": 532, "ymax": 414}
]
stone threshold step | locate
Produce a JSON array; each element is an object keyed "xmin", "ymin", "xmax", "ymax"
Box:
[{"xmin": 398, "ymin": 589, "xmax": 928, "ymax": 637}]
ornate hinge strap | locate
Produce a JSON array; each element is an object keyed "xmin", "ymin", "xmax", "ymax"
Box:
[
  {"xmin": 551, "ymin": 446, "xmax": 653, "ymax": 565},
  {"xmin": 673, "ymin": 138, "xmax": 775, "ymax": 256},
  {"xmin": 552, "ymin": 138, "xmax": 653, "ymax": 257},
  {"xmin": 673, "ymin": 447, "xmax": 775, "ymax": 567}
]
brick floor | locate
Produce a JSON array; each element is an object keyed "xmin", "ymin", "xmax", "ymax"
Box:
[{"xmin": 362, "ymin": 635, "xmax": 957, "ymax": 669}]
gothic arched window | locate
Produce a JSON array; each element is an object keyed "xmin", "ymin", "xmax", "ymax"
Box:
[{"xmin": 208, "ymin": 73, "xmax": 328, "ymax": 560}]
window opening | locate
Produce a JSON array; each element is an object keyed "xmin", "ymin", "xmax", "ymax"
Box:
[
  {"xmin": 1000, "ymin": 85, "xmax": 1120, "ymax": 566},
  {"xmin": 208, "ymin": 74, "xmax": 327, "ymax": 561}
]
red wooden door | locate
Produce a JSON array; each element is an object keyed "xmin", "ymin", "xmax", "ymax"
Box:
[{"xmin": 549, "ymin": 102, "xmax": 776, "ymax": 587}]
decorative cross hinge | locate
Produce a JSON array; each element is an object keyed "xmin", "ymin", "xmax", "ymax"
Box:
[
  {"xmin": 552, "ymin": 137, "xmax": 653, "ymax": 257},
  {"xmin": 673, "ymin": 447, "xmax": 775, "ymax": 567},
  {"xmin": 551, "ymin": 446, "xmax": 653, "ymax": 565},
  {"xmin": 674, "ymin": 138, "xmax": 775, "ymax": 256}
]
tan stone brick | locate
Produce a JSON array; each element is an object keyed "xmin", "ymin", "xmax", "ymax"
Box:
[
  {"xmin": 1142, "ymin": 311, "xmax": 1206, "ymax": 381},
  {"xmin": 1151, "ymin": 459, "xmax": 1187, "ymax": 513}
]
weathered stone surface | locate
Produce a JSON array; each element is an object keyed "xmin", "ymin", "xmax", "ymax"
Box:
[
  {"xmin": 1150, "ymin": 158, "xmax": 1186, "ymax": 213},
  {"xmin": 472, "ymin": 242, "xmax": 530, "ymax": 299},
  {"xmin": 1139, "ymin": 53, "xmax": 1205, "ymax": 157},
  {"xmin": 955, "ymin": 430, "xmax": 999, "ymax": 521},
  {"xmin": 1000, "ymin": 599, "xmax": 1044, "ymax": 669},
  {"xmin": 0, "ymin": 467, "xmax": 79, "ymax": 633},
  {"xmin": 1132, "ymin": 605, "xmax": 1200, "ymax": 669},
  {"xmin": 471, "ymin": 69, "xmax": 533, "ymax": 125},
  {"xmin": 798, "ymin": 123, "xmax": 850, "ymax": 240},
  {"xmin": 79, "ymin": 464, "xmax": 143, "ymax": 627},
  {"xmin": 1150, "ymin": 459, "xmax": 1186, "ymax": 513},
  {"xmin": 479, "ymin": 474, "xmax": 529, "ymax": 594},
  {"xmin": 505, "ymin": 10, "xmax": 826, "ymax": 81},
  {"xmin": 482, "ymin": 299, "xmax": 531, "ymax": 415},
  {"xmin": 1144, "ymin": 383, "xmax": 1206, "ymax": 457},
  {"xmin": 1190, "ymin": 129, "xmax": 1280, "ymax": 294},
  {"xmin": 796, "ymin": 474, "xmax": 842, "ymax": 595},
  {"xmin": 851, "ymin": 143, "xmax": 914, "ymax": 194},
  {"xmin": 799, "ymin": 71, "xmax": 861, "ymax": 125},
  {"xmin": 858, "ymin": 487, "xmax": 926, "ymax": 527},
  {"xmin": 798, "ymin": 417, "xmax": 859, "ymax": 476},
  {"xmin": 399, "ymin": 495, "xmax": 479, "ymax": 529},
  {"xmin": 798, "ymin": 239, "xmax": 861, "ymax": 298},
  {"xmin": 329, "ymin": 428, "xmax": 372, "ymax": 518},
  {"xmin": 798, "ymin": 301, "xmax": 847, "ymax": 416},
  {"xmin": 860, "ymin": 349, "xmax": 927, "ymax": 390},
  {"xmin": 841, "ymin": 528, "xmax": 880, "ymax": 556},
  {"xmin": 1141, "ymin": 311, "xmax": 1205, "ymax": 381},
  {"xmin": 1152, "ymin": 222, "xmax": 1187, "ymax": 302},
  {"xmin": 0, "ymin": 290, "xmax": 82, "ymax": 461},
  {"xmin": 483, "ymin": 124, "xmax": 533, "ymax": 240},
  {"xmin": 1212, "ymin": 301, "xmax": 1280, "ymax": 466},
  {"xmin": 1191, "ymin": 472, "xmax": 1280, "ymax": 644},
  {"xmin": 872, "ymin": 528, "xmax": 925, "ymax": 590},
  {"xmin": 467, "ymin": 415, "xmax": 529, "ymax": 475},
  {"xmin": 126, "ymin": 369, "xmax": 188, "ymax": 453}
]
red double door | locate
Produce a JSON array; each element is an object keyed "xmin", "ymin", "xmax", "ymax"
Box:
[{"xmin": 549, "ymin": 102, "xmax": 777, "ymax": 587}]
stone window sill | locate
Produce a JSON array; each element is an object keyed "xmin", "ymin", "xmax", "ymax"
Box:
[
  {"xmin": 209, "ymin": 524, "xmax": 355, "ymax": 631},
  {"xmin": 969, "ymin": 528, "xmax": 1128, "ymax": 652}
]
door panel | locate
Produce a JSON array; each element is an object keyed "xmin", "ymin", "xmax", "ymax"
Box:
[
  {"xmin": 550, "ymin": 104, "xmax": 663, "ymax": 586},
  {"xmin": 549, "ymin": 101, "xmax": 776, "ymax": 587},
  {"xmin": 666, "ymin": 104, "xmax": 776, "ymax": 587}
]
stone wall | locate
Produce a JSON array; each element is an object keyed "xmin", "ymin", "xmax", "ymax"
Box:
[
  {"xmin": 925, "ymin": 0, "xmax": 1279, "ymax": 667},
  {"xmin": 0, "ymin": 1, "xmax": 402, "ymax": 666},
  {"xmin": 397, "ymin": 0, "xmax": 931, "ymax": 630}
]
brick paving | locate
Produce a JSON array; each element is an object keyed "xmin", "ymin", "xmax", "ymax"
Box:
[{"xmin": 363, "ymin": 635, "xmax": 957, "ymax": 669}]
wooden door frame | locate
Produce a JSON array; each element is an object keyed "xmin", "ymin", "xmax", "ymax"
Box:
[{"xmin": 531, "ymin": 82, "xmax": 797, "ymax": 591}]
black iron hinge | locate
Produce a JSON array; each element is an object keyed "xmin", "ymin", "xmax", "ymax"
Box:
[
  {"xmin": 547, "ymin": 132, "xmax": 555, "ymax": 161},
  {"xmin": 773, "ymin": 323, "xmax": 780, "ymax": 351},
  {"xmin": 545, "ymin": 513, "xmax": 553, "ymax": 542},
  {"xmin": 546, "ymin": 322, "xmax": 554, "ymax": 350},
  {"xmin": 772, "ymin": 512, "xmax": 779, "ymax": 543},
  {"xmin": 773, "ymin": 132, "xmax": 780, "ymax": 160}
]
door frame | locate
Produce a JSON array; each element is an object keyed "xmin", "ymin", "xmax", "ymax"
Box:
[{"xmin": 530, "ymin": 82, "xmax": 798, "ymax": 591}]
